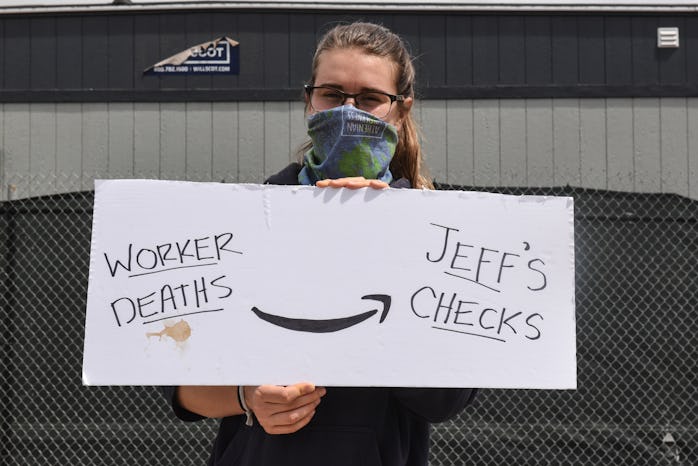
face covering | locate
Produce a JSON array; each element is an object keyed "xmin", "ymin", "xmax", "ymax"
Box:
[{"xmin": 298, "ymin": 105, "xmax": 398, "ymax": 185}]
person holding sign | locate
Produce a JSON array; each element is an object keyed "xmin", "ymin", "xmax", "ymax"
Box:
[{"xmin": 162, "ymin": 22, "xmax": 476, "ymax": 466}]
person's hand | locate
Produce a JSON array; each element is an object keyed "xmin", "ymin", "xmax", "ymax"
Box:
[
  {"xmin": 316, "ymin": 177, "xmax": 389, "ymax": 189},
  {"xmin": 243, "ymin": 383, "xmax": 326, "ymax": 434}
]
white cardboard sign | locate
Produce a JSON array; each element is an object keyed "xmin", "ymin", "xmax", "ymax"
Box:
[{"xmin": 83, "ymin": 180, "xmax": 576, "ymax": 389}]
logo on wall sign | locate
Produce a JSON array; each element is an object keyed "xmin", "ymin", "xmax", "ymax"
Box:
[{"xmin": 144, "ymin": 37, "xmax": 239, "ymax": 75}]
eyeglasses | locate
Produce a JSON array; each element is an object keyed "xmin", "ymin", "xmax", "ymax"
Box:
[{"xmin": 304, "ymin": 85, "xmax": 405, "ymax": 119}]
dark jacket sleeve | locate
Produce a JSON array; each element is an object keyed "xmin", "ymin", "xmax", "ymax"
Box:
[
  {"xmin": 159, "ymin": 386, "xmax": 206, "ymax": 422},
  {"xmin": 392, "ymin": 387, "xmax": 477, "ymax": 423},
  {"xmin": 264, "ymin": 162, "xmax": 303, "ymax": 185}
]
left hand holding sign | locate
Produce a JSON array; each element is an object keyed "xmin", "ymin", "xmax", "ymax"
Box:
[{"xmin": 316, "ymin": 176, "xmax": 390, "ymax": 189}]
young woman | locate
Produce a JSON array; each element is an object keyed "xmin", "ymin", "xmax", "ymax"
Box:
[{"xmin": 163, "ymin": 22, "xmax": 476, "ymax": 466}]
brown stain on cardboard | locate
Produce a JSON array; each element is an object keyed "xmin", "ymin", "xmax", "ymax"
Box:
[{"xmin": 146, "ymin": 319, "xmax": 192, "ymax": 343}]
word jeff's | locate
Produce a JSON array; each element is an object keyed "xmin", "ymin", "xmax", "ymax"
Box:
[
  {"xmin": 411, "ymin": 285, "xmax": 543, "ymax": 341},
  {"xmin": 111, "ymin": 275, "xmax": 233, "ymax": 327},
  {"xmin": 104, "ymin": 232, "xmax": 241, "ymax": 277},
  {"xmin": 425, "ymin": 223, "xmax": 547, "ymax": 293}
]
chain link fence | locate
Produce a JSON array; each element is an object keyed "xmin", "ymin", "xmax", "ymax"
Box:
[{"xmin": 1, "ymin": 180, "xmax": 695, "ymax": 465}]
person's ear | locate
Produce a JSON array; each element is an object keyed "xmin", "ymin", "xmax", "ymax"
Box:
[{"xmin": 401, "ymin": 96, "xmax": 413, "ymax": 113}]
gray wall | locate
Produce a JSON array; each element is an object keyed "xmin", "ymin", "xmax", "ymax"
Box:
[{"xmin": 2, "ymin": 97, "xmax": 696, "ymax": 200}]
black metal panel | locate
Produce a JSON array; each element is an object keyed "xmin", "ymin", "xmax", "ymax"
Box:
[
  {"xmin": 3, "ymin": 17, "xmax": 30, "ymax": 90},
  {"xmin": 82, "ymin": 15, "xmax": 109, "ymax": 90},
  {"xmin": 237, "ymin": 12, "xmax": 264, "ymax": 89},
  {"xmin": 30, "ymin": 17, "xmax": 56, "ymax": 90},
  {"xmin": 472, "ymin": 16, "xmax": 498, "ymax": 86},
  {"xmin": 577, "ymin": 16, "xmax": 605, "ymax": 85},
  {"xmin": 552, "ymin": 17, "xmax": 578, "ymax": 85},
  {"xmin": 445, "ymin": 15, "xmax": 472, "ymax": 87},
  {"xmin": 525, "ymin": 16, "xmax": 552, "ymax": 85},
  {"xmin": 632, "ymin": 16, "xmax": 659, "ymax": 84},
  {"xmin": 605, "ymin": 16, "xmax": 633, "ymax": 86},
  {"xmin": 499, "ymin": 16, "xmax": 526, "ymax": 85},
  {"xmin": 0, "ymin": 20, "xmax": 3, "ymax": 89},
  {"xmin": 56, "ymin": 16, "xmax": 81, "ymax": 90},
  {"xmin": 2, "ymin": 11, "xmax": 698, "ymax": 102},
  {"xmin": 393, "ymin": 15, "xmax": 421, "ymax": 85},
  {"xmin": 687, "ymin": 16, "xmax": 698, "ymax": 84},
  {"xmin": 133, "ymin": 14, "xmax": 160, "ymax": 91},
  {"xmin": 108, "ymin": 15, "xmax": 135, "ymax": 90},
  {"xmin": 658, "ymin": 16, "xmax": 686, "ymax": 85},
  {"xmin": 289, "ymin": 14, "xmax": 314, "ymax": 87},
  {"xmin": 420, "ymin": 15, "xmax": 446, "ymax": 89},
  {"xmin": 82, "ymin": 16, "xmax": 109, "ymax": 89},
  {"xmin": 264, "ymin": 13, "xmax": 290, "ymax": 88}
]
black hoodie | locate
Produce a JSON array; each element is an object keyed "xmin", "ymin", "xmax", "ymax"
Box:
[{"xmin": 161, "ymin": 163, "xmax": 477, "ymax": 465}]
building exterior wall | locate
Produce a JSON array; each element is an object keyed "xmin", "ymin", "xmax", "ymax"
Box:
[
  {"xmin": 2, "ymin": 11, "xmax": 697, "ymax": 100},
  {"xmin": 1, "ymin": 10, "xmax": 696, "ymax": 200},
  {"xmin": 2, "ymin": 98, "xmax": 696, "ymax": 200}
]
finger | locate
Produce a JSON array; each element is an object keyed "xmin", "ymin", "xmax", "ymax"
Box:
[
  {"xmin": 267, "ymin": 408, "xmax": 317, "ymax": 435},
  {"xmin": 275, "ymin": 382, "xmax": 318, "ymax": 403},
  {"xmin": 274, "ymin": 397, "xmax": 321, "ymax": 426},
  {"xmin": 291, "ymin": 381, "xmax": 320, "ymax": 397},
  {"xmin": 317, "ymin": 178, "xmax": 361, "ymax": 188},
  {"xmin": 286, "ymin": 386, "xmax": 326, "ymax": 409},
  {"xmin": 267, "ymin": 386, "xmax": 325, "ymax": 410},
  {"xmin": 368, "ymin": 179, "xmax": 389, "ymax": 189},
  {"xmin": 256, "ymin": 383, "xmax": 319, "ymax": 404},
  {"xmin": 249, "ymin": 385, "xmax": 296, "ymax": 407},
  {"xmin": 328, "ymin": 177, "xmax": 366, "ymax": 188},
  {"xmin": 344, "ymin": 180, "xmax": 371, "ymax": 189},
  {"xmin": 266, "ymin": 400, "xmax": 320, "ymax": 434}
]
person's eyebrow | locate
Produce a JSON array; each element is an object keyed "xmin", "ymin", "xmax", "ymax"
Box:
[
  {"xmin": 315, "ymin": 83, "xmax": 394, "ymax": 94},
  {"xmin": 314, "ymin": 82, "xmax": 344, "ymax": 90}
]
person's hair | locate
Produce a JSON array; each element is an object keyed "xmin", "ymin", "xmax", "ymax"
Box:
[{"xmin": 301, "ymin": 21, "xmax": 433, "ymax": 189}]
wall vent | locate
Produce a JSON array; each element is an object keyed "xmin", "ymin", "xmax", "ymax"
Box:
[{"xmin": 657, "ymin": 27, "xmax": 679, "ymax": 48}]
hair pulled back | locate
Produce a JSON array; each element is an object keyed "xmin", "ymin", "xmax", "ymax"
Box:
[{"xmin": 307, "ymin": 22, "xmax": 432, "ymax": 189}]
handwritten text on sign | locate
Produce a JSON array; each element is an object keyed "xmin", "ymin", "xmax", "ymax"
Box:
[{"xmin": 83, "ymin": 180, "xmax": 576, "ymax": 388}]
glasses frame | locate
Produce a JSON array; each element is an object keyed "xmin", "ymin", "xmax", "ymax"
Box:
[{"xmin": 304, "ymin": 84, "xmax": 405, "ymax": 118}]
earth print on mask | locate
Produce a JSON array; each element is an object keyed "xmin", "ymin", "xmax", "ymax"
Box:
[{"xmin": 298, "ymin": 105, "xmax": 398, "ymax": 185}]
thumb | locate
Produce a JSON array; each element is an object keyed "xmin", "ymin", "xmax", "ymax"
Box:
[{"xmin": 288, "ymin": 382, "xmax": 316, "ymax": 397}]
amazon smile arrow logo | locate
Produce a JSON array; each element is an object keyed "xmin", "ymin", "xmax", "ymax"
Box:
[{"xmin": 251, "ymin": 294, "xmax": 391, "ymax": 333}]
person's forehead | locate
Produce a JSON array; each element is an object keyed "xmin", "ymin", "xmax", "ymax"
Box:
[{"xmin": 314, "ymin": 48, "xmax": 398, "ymax": 92}]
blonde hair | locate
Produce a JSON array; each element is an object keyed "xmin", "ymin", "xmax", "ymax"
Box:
[{"xmin": 303, "ymin": 22, "xmax": 433, "ymax": 189}]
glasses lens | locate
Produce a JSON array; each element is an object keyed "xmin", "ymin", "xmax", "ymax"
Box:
[
  {"xmin": 309, "ymin": 87, "xmax": 395, "ymax": 118},
  {"xmin": 310, "ymin": 87, "xmax": 345, "ymax": 112},
  {"xmin": 355, "ymin": 92, "xmax": 393, "ymax": 118}
]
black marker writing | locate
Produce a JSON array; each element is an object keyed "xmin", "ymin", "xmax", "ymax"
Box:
[
  {"xmin": 426, "ymin": 223, "xmax": 460, "ymax": 263},
  {"xmin": 425, "ymin": 223, "xmax": 548, "ymax": 293},
  {"xmin": 410, "ymin": 285, "xmax": 543, "ymax": 342},
  {"xmin": 525, "ymin": 313, "xmax": 543, "ymax": 340},
  {"xmin": 103, "ymin": 232, "xmax": 242, "ymax": 278},
  {"xmin": 250, "ymin": 294, "xmax": 391, "ymax": 333},
  {"xmin": 527, "ymin": 259, "xmax": 547, "ymax": 291},
  {"xmin": 111, "ymin": 274, "xmax": 233, "ymax": 327}
]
